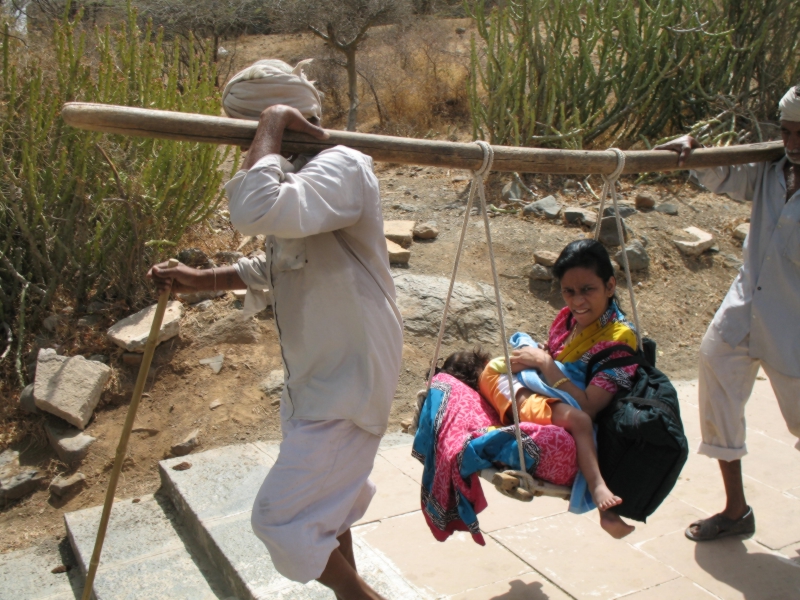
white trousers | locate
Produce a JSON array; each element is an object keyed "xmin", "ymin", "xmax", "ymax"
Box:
[
  {"xmin": 698, "ymin": 324, "xmax": 800, "ymax": 461},
  {"xmin": 251, "ymin": 419, "xmax": 380, "ymax": 583}
]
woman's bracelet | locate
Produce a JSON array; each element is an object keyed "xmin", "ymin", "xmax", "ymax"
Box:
[{"xmin": 551, "ymin": 377, "xmax": 570, "ymax": 390}]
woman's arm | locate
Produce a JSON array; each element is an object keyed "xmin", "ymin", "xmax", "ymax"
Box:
[{"xmin": 509, "ymin": 347, "xmax": 614, "ymax": 419}]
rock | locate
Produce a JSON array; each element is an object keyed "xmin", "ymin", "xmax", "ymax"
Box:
[
  {"xmin": 122, "ymin": 352, "xmax": 142, "ymax": 366},
  {"xmin": 614, "ymin": 240, "xmax": 650, "ymax": 271},
  {"xmin": 673, "ymin": 226, "xmax": 715, "ymax": 256},
  {"xmin": 451, "ymin": 175, "xmax": 468, "ymax": 182},
  {"xmin": 208, "ymin": 399, "xmax": 223, "ymax": 410},
  {"xmin": 260, "ymin": 370, "xmax": 284, "ymax": 396},
  {"xmin": 598, "ymin": 216, "xmax": 631, "ymax": 247},
  {"xmin": 45, "ymin": 423, "xmax": 96, "ymax": 465},
  {"xmin": 196, "ymin": 313, "xmax": 261, "ymax": 345},
  {"xmin": 49, "ymin": 473, "xmax": 85, "ymax": 497},
  {"xmin": 733, "ymin": 223, "xmax": 750, "ymax": 241},
  {"xmin": 723, "ymin": 253, "xmax": 743, "ymax": 269},
  {"xmin": 455, "ymin": 26, "xmax": 466, "ymax": 34},
  {"xmin": 0, "ymin": 449, "xmax": 19, "ymax": 479},
  {"xmin": 89, "ymin": 355, "xmax": 108, "ymax": 364},
  {"xmin": 413, "ymin": 222, "xmax": 439, "ymax": 240},
  {"xmin": 387, "ymin": 240, "xmax": 411, "ymax": 265},
  {"xmin": 564, "ymin": 207, "xmax": 597, "ymax": 227},
  {"xmin": 33, "ymin": 349, "xmax": 111, "ymax": 430},
  {"xmin": 199, "ymin": 354, "xmax": 224, "ymax": 374},
  {"xmin": 193, "ymin": 299, "xmax": 214, "ymax": 312},
  {"xmin": 0, "ymin": 469, "xmax": 44, "ymax": 503},
  {"xmin": 176, "ymin": 248, "xmax": 209, "ymax": 268},
  {"xmin": 635, "ymin": 193, "xmax": 657, "ymax": 209},
  {"xmin": 501, "ymin": 180, "xmax": 523, "ymax": 202},
  {"xmin": 213, "ymin": 251, "xmax": 243, "ymax": 264},
  {"xmin": 384, "ymin": 220, "xmax": 415, "ymax": 248},
  {"xmin": 655, "ymin": 203, "xmax": 679, "ymax": 216},
  {"xmin": 528, "ymin": 264, "xmax": 553, "ymax": 281},
  {"xmin": 172, "ymin": 461, "xmax": 192, "ymax": 471},
  {"xmin": 391, "ymin": 203, "xmax": 418, "ymax": 212},
  {"xmin": 393, "ymin": 273, "xmax": 500, "ymax": 344},
  {"xmin": 602, "ymin": 205, "xmax": 637, "ymax": 218},
  {"xmin": 77, "ymin": 315, "xmax": 101, "ymax": 328},
  {"xmin": 171, "ymin": 429, "xmax": 200, "ymax": 457},
  {"xmin": 522, "ymin": 195, "xmax": 561, "ymax": 219},
  {"xmin": 42, "ymin": 315, "xmax": 60, "ymax": 332},
  {"xmin": 19, "ymin": 384, "xmax": 39, "ymax": 414},
  {"xmin": 176, "ymin": 290, "xmax": 225, "ymax": 304},
  {"xmin": 232, "ymin": 289, "xmax": 247, "ymax": 301},
  {"xmin": 533, "ymin": 250, "xmax": 559, "ymax": 267},
  {"xmin": 107, "ymin": 301, "xmax": 184, "ymax": 353}
]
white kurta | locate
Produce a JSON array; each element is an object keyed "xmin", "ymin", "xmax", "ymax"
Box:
[{"xmin": 225, "ymin": 146, "xmax": 404, "ymax": 436}]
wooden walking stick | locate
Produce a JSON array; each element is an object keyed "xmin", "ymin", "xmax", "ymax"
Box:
[{"xmin": 80, "ymin": 258, "xmax": 179, "ymax": 600}]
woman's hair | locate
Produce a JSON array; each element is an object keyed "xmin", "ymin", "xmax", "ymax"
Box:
[
  {"xmin": 552, "ymin": 239, "xmax": 615, "ymax": 284},
  {"xmin": 429, "ymin": 347, "xmax": 490, "ymax": 391}
]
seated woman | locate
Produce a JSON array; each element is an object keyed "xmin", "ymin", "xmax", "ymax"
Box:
[{"xmin": 455, "ymin": 239, "xmax": 638, "ymax": 538}]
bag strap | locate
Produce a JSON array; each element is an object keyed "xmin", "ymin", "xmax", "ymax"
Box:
[
  {"xmin": 584, "ymin": 344, "xmax": 641, "ymax": 387},
  {"xmin": 616, "ymin": 396, "xmax": 680, "ymax": 423}
]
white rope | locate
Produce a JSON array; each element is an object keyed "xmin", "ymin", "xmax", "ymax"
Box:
[
  {"xmin": 423, "ymin": 141, "xmax": 534, "ymax": 494},
  {"xmin": 593, "ymin": 148, "xmax": 642, "ymax": 348}
]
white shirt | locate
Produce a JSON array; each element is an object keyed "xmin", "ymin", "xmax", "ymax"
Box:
[
  {"xmin": 693, "ymin": 157, "xmax": 800, "ymax": 377},
  {"xmin": 225, "ymin": 146, "xmax": 404, "ymax": 435}
]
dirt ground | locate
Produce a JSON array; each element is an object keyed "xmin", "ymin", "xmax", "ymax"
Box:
[{"xmin": 0, "ymin": 158, "xmax": 752, "ymax": 553}]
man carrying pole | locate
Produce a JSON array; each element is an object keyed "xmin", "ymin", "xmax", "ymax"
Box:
[
  {"xmin": 655, "ymin": 85, "xmax": 800, "ymax": 541},
  {"xmin": 149, "ymin": 59, "xmax": 403, "ymax": 599}
]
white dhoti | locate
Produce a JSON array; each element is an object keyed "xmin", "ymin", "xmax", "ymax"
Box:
[
  {"xmin": 251, "ymin": 418, "xmax": 380, "ymax": 583},
  {"xmin": 697, "ymin": 324, "xmax": 800, "ymax": 462}
]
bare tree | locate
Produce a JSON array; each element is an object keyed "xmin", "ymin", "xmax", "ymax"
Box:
[{"xmin": 279, "ymin": 0, "xmax": 411, "ymax": 131}]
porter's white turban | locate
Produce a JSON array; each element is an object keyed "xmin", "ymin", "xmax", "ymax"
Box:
[
  {"xmin": 779, "ymin": 86, "xmax": 800, "ymax": 123},
  {"xmin": 222, "ymin": 59, "xmax": 322, "ymax": 121}
]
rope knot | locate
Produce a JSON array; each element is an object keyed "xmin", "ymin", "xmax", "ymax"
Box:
[
  {"xmin": 602, "ymin": 147, "xmax": 626, "ymax": 184},
  {"xmin": 473, "ymin": 140, "xmax": 494, "ymax": 177}
]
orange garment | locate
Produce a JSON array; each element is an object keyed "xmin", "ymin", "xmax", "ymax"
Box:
[{"xmin": 479, "ymin": 360, "xmax": 559, "ymax": 425}]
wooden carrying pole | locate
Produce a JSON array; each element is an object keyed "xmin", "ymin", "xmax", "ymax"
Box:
[
  {"xmin": 62, "ymin": 102, "xmax": 786, "ymax": 174},
  {"xmin": 80, "ymin": 259, "xmax": 178, "ymax": 600}
]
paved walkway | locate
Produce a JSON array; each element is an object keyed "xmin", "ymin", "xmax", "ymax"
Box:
[{"xmin": 355, "ymin": 376, "xmax": 800, "ymax": 599}]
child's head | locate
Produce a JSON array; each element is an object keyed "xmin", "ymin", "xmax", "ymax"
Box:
[
  {"xmin": 552, "ymin": 239, "xmax": 618, "ymax": 328},
  {"xmin": 433, "ymin": 347, "xmax": 490, "ymax": 391}
]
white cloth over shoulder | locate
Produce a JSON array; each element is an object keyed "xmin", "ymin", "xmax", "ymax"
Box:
[
  {"xmin": 222, "ymin": 59, "xmax": 323, "ymax": 121},
  {"xmin": 225, "ymin": 146, "xmax": 403, "ymax": 436},
  {"xmin": 692, "ymin": 158, "xmax": 800, "ymax": 377},
  {"xmin": 779, "ymin": 86, "xmax": 800, "ymax": 122}
]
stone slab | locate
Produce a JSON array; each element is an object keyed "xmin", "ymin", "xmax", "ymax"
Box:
[
  {"xmin": 65, "ymin": 495, "xmax": 223, "ymax": 600},
  {"xmin": 733, "ymin": 222, "xmax": 750, "ymax": 241},
  {"xmin": 106, "ymin": 300, "xmax": 183, "ymax": 353},
  {"xmin": 384, "ymin": 220, "xmax": 415, "ymax": 248},
  {"xmin": 523, "ymin": 195, "xmax": 562, "ymax": 219},
  {"xmin": 386, "ymin": 239, "xmax": 411, "ymax": 265},
  {"xmin": 476, "ymin": 478, "xmax": 567, "ymax": 533},
  {"xmin": 447, "ymin": 571, "xmax": 573, "ymax": 600},
  {"xmin": 34, "ymin": 349, "xmax": 111, "ymax": 429},
  {"xmin": 356, "ymin": 455, "xmax": 419, "ymax": 525},
  {"xmin": 46, "ymin": 422, "xmax": 96, "ymax": 465},
  {"xmin": 564, "ymin": 207, "xmax": 597, "ymax": 227},
  {"xmin": 533, "ymin": 250, "xmax": 559, "ymax": 267},
  {"xmin": 673, "ymin": 226, "xmax": 715, "ymax": 257},
  {"xmin": 621, "ymin": 577, "xmax": 717, "ymax": 599},
  {"xmin": 0, "ymin": 546, "xmax": 81, "ymax": 600}
]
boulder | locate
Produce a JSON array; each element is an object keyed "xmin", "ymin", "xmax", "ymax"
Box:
[
  {"xmin": 533, "ymin": 250, "xmax": 559, "ymax": 267},
  {"xmin": 176, "ymin": 290, "xmax": 225, "ymax": 304},
  {"xmin": 522, "ymin": 195, "xmax": 561, "ymax": 219},
  {"xmin": 673, "ymin": 226, "xmax": 715, "ymax": 256},
  {"xmin": 49, "ymin": 473, "xmax": 86, "ymax": 497},
  {"xmin": 33, "ymin": 349, "xmax": 111, "ymax": 430},
  {"xmin": 387, "ymin": 240, "xmax": 411, "ymax": 265},
  {"xmin": 0, "ymin": 469, "xmax": 44, "ymax": 503},
  {"xmin": 635, "ymin": 193, "xmax": 657, "ymax": 209},
  {"xmin": 501, "ymin": 180, "xmax": 523, "ymax": 202},
  {"xmin": 413, "ymin": 222, "xmax": 439, "ymax": 240},
  {"xmin": 193, "ymin": 300, "xmax": 214, "ymax": 312},
  {"xmin": 171, "ymin": 429, "xmax": 200, "ymax": 457},
  {"xmin": 107, "ymin": 301, "xmax": 184, "ymax": 353},
  {"xmin": 176, "ymin": 248, "xmax": 209, "ymax": 268},
  {"xmin": 564, "ymin": 207, "xmax": 597, "ymax": 227},
  {"xmin": 213, "ymin": 251, "xmax": 244, "ymax": 264},
  {"xmin": 19, "ymin": 384, "xmax": 39, "ymax": 414},
  {"xmin": 196, "ymin": 313, "xmax": 261, "ymax": 346},
  {"xmin": 45, "ymin": 423, "xmax": 96, "ymax": 465},
  {"xmin": 614, "ymin": 240, "xmax": 650, "ymax": 271},
  {"xmin": 384, "ymin": 220, "xmax": 415, "ymax": 248},
  {"xmin": 393, "ymin": 273, "xmax": 500, "ymax": 344},
  {"xmin": 723, "ymin": 253, "xmax": 743, "ymax": 270},
  {"xmin": 260, "ymin": 370, "xmax": 284, "ymax": 396},
  {"xmin": 733, "ymin": 223, "xmax": 750, "ymax": 241},
  {"xmin": 528, "ymin": 264, "xmax": 553, "ymax": 281},
  {"xmin": 655, "ymin": 203, "xmax": 678, "ymax": 216},
  {"xmin": 602, "ymin": 205, "xmax": 637, "ymax": 218},
  {"xmin": 598, "ymin": 216, "xmax": 631, "ymax": 247}
]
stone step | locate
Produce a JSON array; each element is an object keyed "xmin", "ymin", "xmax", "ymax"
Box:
[
  {"xmin": 159, "ymin": 441, "xmax": 422, "ymax": 600},
  {"xmin": 65, "ymin": 494, "xmax": 228, "ymax": 600},
  {"xmin": 0, "ymin": 542, "xmax": 81, "ymax": 600}
]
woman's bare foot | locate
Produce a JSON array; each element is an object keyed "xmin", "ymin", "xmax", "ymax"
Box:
[
  {"xmin": 600, "ymin": 510, "xmax": 636, "ymax": 539},
  {"xmin": 592, "ymin": 483, "xmax": 623, "ymax": 511}
]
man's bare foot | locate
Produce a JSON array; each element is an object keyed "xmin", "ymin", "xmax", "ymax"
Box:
[
  {"xmin": 600, "ymin": 510, "xmax": 635, "ymax": 539},
  {"xmin": 592, "ymin": 483, "xmax": 623, "ymax": 511}
]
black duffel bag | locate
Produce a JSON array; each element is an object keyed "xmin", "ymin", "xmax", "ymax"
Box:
[{"xmin": 584, "ymin": 341, "xmax": 689, "ymax": 522}]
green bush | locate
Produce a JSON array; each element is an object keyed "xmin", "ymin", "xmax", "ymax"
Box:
[
  {"xmin": 467, "ymin": 0, "xmax": 800, "ymax": 149},
  {"xmin": 0, "ymin": 5, "xmax": 239, "ymax": 386}
]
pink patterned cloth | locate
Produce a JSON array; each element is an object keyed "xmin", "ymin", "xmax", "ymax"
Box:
[{"xmin": 415, "ymin": 373, "xmax": 577, "ymax": 545}]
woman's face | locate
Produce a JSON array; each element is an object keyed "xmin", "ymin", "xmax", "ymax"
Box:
[{"xmin": 560, "ymin": 266, "xmax": 616, "ymax": 330}]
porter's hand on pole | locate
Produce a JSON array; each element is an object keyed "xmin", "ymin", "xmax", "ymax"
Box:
[
  {"xmin": 654, "ymin": 135, "xmax": 703, "ymax": 167},
  {"xmin": 147, "ymin": 261, "xmax": 199, "ymax": 294}
]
